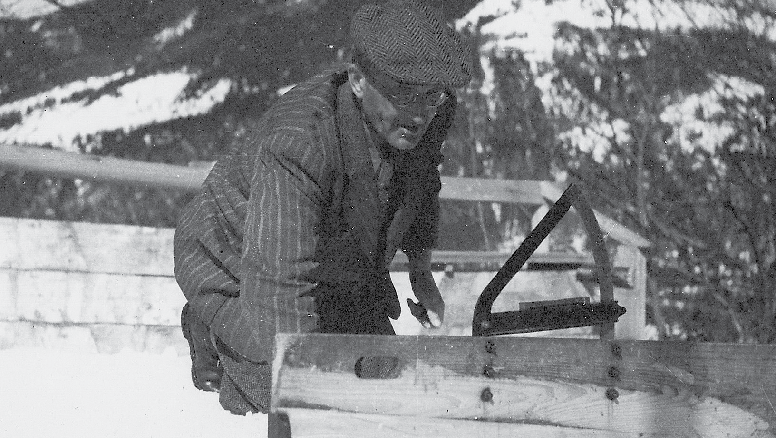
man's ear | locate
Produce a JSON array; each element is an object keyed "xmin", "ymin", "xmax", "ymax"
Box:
[{"xmin": 347, "ymin": 64, "xmax": 366, "ymax": 99}]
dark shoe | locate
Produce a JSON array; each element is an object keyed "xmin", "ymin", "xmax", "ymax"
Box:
[{"xmin": 181, "ymin": 303, "xmax": 223, "ymax": 392}]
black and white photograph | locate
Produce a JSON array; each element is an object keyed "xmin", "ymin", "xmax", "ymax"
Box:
[{"xmin": 1, "ymin": 0, "xmax": 774, "ymax": 436}]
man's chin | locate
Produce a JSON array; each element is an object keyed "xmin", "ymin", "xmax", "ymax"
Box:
[{"xmin": 388, "ymin": 134, "xmax": 420, "ymax": 150}]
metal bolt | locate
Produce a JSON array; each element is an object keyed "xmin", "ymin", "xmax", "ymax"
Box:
[
  {"xmin": 610, "ymin": 343, "xmax": 622, "ymax": 360},
  {"xmin": 608, "ymin": 366, "xmax": 621, "ymax": 380},
  {"xmin": 480, "ymin": 387, "xmax": 494, "ymax": 403},
  {"xmin": 482, "ymin": 364, "xmax": 496, "ymax": 378},
  {"xmin": 485, "ymin": 340, "xmax": 497, "ymax": 355},
  {"xmin": 606, "ymin": 387, "xmax": 619, "ymax": 401}
]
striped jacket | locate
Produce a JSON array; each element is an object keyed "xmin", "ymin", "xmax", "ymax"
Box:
[{"xmin": 174, "ymin": 68, "xmax": 455, "ymax": 363}]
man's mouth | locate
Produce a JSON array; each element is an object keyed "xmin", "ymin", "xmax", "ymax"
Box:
[{"xmin": 399, "ymin": 124, "xmax": 421, "ymax": 137}]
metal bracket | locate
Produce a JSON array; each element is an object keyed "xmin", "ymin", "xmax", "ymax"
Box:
[{"xmin": 471, "ymin": 184, "xmax": 626, "ymax": 338}]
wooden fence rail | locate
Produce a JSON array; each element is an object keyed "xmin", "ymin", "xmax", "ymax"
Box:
[
  {"xmin": 0, "ymin": 142, "xmax": 651, "ymax": 349},
  {"xmin": 0, "ymin": 143, "xmax": 649, "ymax": 248}
]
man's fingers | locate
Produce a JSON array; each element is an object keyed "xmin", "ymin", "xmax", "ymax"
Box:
[
  {"xmin": 426, "ymin": 309, "xmax": 442, "ymax": 328},
  {"xmin": 407, "ymin": 298, "xmax": 427, "ymax": 318},
  {"xmin": 407, "ymin": 299, "xmax": 442, "ymax": 328}
]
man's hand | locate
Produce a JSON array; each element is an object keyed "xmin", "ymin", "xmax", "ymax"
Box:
[{"xmin": 408, "ymin": 270, "xmax": 444, "ymax": 328}]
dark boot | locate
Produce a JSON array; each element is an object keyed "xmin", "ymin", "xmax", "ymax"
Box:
[{"xmin": 181, "ymin": 303, "xmax": 223, "ymax": 392}]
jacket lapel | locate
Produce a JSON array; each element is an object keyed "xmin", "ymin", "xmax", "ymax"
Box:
[
  {"xmin": 382, "ymin": 163, "xmax": 428, "ymax": 268},
  {"xmin": 336, "ymin": 84, "xmax": 382, "ymax": 270}
]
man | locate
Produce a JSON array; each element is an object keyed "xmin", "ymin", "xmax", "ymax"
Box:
[{"xmin": 174, "ymin": 0, "xmax": 471, "ymax": 416}]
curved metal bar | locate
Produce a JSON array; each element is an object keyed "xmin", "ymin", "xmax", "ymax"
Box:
[
  {"xmin": 570, "ymin": 187, "xmax": 615, "ymax": 339},
  {"xmin": 471, "ymin": 184, "xmax": 618, "ymax": 338},
  {"xmin": 472, "ymin": 185, "xmax": 578, "ymax": 336}
]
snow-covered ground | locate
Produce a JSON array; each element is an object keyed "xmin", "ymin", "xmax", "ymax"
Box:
[
  {"xmin": 0, "ymin": 347, "xmax": 267, "ymax": 438},
  {"xmin": 0, "ymin": 273, "xmax": 437, "ymax": 438}
]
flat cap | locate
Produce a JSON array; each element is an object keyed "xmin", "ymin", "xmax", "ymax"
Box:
[{"xmin": 350, "ymin": 0, "xmax": 472, "ymax": 88}]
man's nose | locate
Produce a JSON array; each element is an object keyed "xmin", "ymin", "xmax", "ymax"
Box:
[
  {"xmin": 411, "ymin": 112, "xmax": 427, "ymax": 125},
  {"xmin": 403, "ymin": 103, "xmax": 433, "ymax": 124}
]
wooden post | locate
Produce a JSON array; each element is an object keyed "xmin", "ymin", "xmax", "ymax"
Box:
[{"xmin": 614, "ymin": 245, "xmax": 648, "ymax": 339}]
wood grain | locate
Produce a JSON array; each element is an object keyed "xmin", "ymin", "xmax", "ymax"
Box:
[
  {"xmin": 272, "ymin": 334, "xmax": 776, "ymax": 437},
  {"xmin": 0, "ymin": 216, "xmax": 175, "ymax": 276},
  {"xmin": 0, "ymin": 269, "xmax": 184, "ymax": 325},
  {"xmin": 0, "ymin": 217, "xmax": 612, "ymax": 275},
  {"xmin": 0, "ymin": 320, "xmax": 187, "ymax": 354},
  {"xmin": 283, "ymin": 408, "xmax": 632, "ymax": 438}
]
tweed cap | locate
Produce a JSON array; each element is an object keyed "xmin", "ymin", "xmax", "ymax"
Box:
[{"xmin": 350, "ymin": 0, "xmax": 472, "ymax": 88}]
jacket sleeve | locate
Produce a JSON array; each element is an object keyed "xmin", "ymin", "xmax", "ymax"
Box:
[{"xmin": 211, "ymin": 128, "xmax": 330, "ymax": 362}]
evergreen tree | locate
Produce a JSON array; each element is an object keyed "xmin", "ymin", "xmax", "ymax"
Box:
[{"xmin": 547, "ymin": 0, "xmax": 776, "ymax": 342}]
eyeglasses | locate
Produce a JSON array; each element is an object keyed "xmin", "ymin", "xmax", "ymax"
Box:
[
  {"xmin": 384, "ymin": 87, "xmax": 448, "ymax": 109},
  {"xmin": 387, "ymin": 89, "xmax": 448, "ymax": 108},
  {"xmin": 366, "ymin": 76, "xmax": 448, "ymax": 109}
]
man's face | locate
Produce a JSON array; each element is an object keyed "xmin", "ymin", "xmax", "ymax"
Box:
[{"xmin": 349, "ymin": 66, "xmax": 447, "ymax": 150}]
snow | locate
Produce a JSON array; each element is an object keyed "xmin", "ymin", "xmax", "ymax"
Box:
[
  {"xmin": 2, "ymin": 0, "xmax": 772, "ymax": 154},
  {"xmin": 0, "ymin": 347, "xmax": 266, "ymax": 438},
  {"xmin": 153, "ymin": 9, "xmax": 198, "ymax": 47},
  {"xmin": 0, "ymin": 68, "xmax": 232, "ymax": 152},
  {"xmin": 0, "ymin": 272, "xmax": 440, "ymax": 438},
  {"xmin": 0, "ymin": 0, "xmax": 92, "ymax": 19},
  {"xmin": 458, "ymin": 0, "xmax": 772, "ymax": 157},
  {"xmin": 460, "ymin": 0, "xmax": 776, "ymax": 63},
  {"xmin": 660, "ymin": 74, "xmax": 765, "ymax": 152}
]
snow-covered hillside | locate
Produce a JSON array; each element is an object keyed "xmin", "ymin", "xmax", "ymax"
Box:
[{"xmin": 2, "ymin": 0, "xmax": 771, "ymax": 152}]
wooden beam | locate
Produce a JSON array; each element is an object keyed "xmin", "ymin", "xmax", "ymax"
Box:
[
  {"xmin": 0, "ymin": 269, "xmax": 184, "ymax": 326},
  {"xmin": 391, "ymin": 250, "xmax": 594, "ymax": 272},
  {"xmin": 613, "ymin": 245, "xmax": 647, "ymax": 339},
  {"xmin": 0, "ymin": 216, "xmax": 175, "ymax": 277},
  {"xmin": 0, "ymin": 144, "xmax": 548, "ymax": 203},
  {"xmin": 0, "ymin": 142, "xmax": 206, "ymax": 192},
  {"xmin": 0, "ymin": 217, "xmax": 603, "ymax": 275},
  {"xmin": 272, "ymin": 333, "xmax": 776, "ymax": 437},
  {"xmin": 0, "ymin": 320, "xmax": 187, "ymax": 354},
  {"xmin": 282, "ymin": 408, "xmax": 628, "ymax": 438},
  {"xmin": 439, "ymin": 177, "xmax": 547, "ymax": 204}
]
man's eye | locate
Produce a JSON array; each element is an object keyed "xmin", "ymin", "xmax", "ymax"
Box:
[
  {"xmin": 424, "ymin": 90, "xmax": 447, "ymax": 106},
  {"xmin": 388, "ymin": 88, "xmax": 447, "ymax": 107},
  {"xmin": 391, "ymin": 92, "xmax": 414, "ymax": 103}
]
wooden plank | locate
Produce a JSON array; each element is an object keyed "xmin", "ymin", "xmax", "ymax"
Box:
[
  {"xmin": 391, "ymin": 250, "xmax": 595, "ymax": 272},
  {"xmin": 283, "ymin": 408, "xmax": 631, "ymax": 437},
  {"xmin": 0, "ymin": 320, "xmax": 188, "ymax": 354},
  {"xmin": 439, "ymin": 177, "xmax": 547, "ymax": 204},
  {"xmin": 272, "ymin": 334, "xmax": 776, "ymax": 437},
  {"xmin": 1, "ymin": 217, "xmax": 603, "ymax": 275},
  {"xmin": 0, "ymin": 145, "xmax": 546, "ymax": 205},
  {"xmin": 613, "ymin": 245, "xmax": 647, "ymax": 339},
  {"xmin": 0, "ymin": 216, "xmax": 175, "ymax": 277},
  {"xmin": 0, "ymin": 269, "xmax": 185, "ymax": 325}
]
